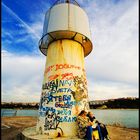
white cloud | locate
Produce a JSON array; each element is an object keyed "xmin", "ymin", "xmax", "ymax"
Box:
[
  {"xmin": 83, "ymin": 0, "xmax": 139, "ymax": 100},
  {"xmin": 87, "ymin": 80, "xmax": 138, "ymax": 101},
  {"xmin": 29, "ymin": 21, "xmax": 43, "ymax": 38},
  {"xmin": 2, "ymin": 51, "xmax": 46, "ymax": 102},
  {"xmin": 86, "ymin": 1, "xmax": 138, "ymax": 83}
]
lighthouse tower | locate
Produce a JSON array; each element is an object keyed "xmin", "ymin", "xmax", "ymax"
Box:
[{"xmin": 36, "ymin": 0, "xmax": 93, "ymax": 138}]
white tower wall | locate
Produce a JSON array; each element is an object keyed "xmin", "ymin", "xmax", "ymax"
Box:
[{"xmin": 40, "ymin": 3, "xmax": 93, "ymax": 57}]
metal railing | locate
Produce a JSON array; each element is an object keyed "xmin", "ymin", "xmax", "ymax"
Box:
[{"xmin": 52, "ymin": 0, "xmax": 80, "ymax": 7}]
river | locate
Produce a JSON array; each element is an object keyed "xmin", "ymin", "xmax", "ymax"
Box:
[{"xmin": 1, "ymin": 109, "xmax": 139, "ymax": 129}]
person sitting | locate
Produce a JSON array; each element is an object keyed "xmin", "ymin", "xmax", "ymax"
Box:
[
  {"xmin": 87, "ymin": 111, "xmax": 110, "ymax": 140},
  {"xmin": 77, "ymin": 110, "xmax": 95, "ymax": 140}
]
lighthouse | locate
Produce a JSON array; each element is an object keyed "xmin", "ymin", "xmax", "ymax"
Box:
[{"xmin": 36, "ymin": 0, "xmax": 93, "ymax": 138}]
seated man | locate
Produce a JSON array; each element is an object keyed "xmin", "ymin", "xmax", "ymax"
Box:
[
  {"xmin": 87, "ymin": 111, "xmax": 110, "ymax": 140},
  {"xmin": 77, "ymin": 110, "xmax": 99, "ymax": 140}
]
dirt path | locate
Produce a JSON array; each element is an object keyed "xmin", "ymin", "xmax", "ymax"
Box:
[
  {"xmin": 1, "ymin": 116, "xmax": 37, "ymax": 140},
  {"xmin": 107, "ymin": 125, "xmax": 139, "ymax": 140},
  {"xmin": 1, "ymin": 116, "xmax": 139, "ymax": 140}
]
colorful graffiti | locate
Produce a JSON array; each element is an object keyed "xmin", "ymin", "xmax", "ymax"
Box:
[
  {"xmin": 71, "ymin": 75, "xmax": 88, "ymax": 101},
  {"xmin": 45, "ymin": 64, "xmax": 83, "ymax": 73},
  {"xmin": 40, "ymin": 73, "xmax": 89, "ymax": 111},
  {"xmin": 36, "ymin": 39, "xmax": 92, "ymax": 138},
  {"xmin": 42, "ymin": 79, "xmax": 74, "ymax": 91},
  {"xmin": 44, "ymin": 110, "xmax": 60, "ymax": 130},
  {"xmin": 48, "ymin": 73, "xmax": 74, "ymax": 81},
  {"xmin": 39, "ymin": 108, "xmax": 72, "ymax": 117},
  {"xmin": 38, "ymin": 63, "xmax": 89, "ymax": 136},
  {"xmin": 44, "ymin": 110, "xmax": 64, "ymax": 136}
]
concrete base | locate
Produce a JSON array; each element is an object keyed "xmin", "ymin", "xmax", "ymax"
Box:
[{"xmin": 21, "ymin": 126, "xmax": 83, "ymax": 140}]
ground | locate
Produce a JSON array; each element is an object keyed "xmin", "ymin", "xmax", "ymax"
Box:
[{"xmin": 1, "ymin": 116, "xmax": 139, "ymax": 140}]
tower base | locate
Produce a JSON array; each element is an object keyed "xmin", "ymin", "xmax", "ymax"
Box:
[{"xmin": 21, "ymin": 126, "xmax": 83, "ymax": 140}]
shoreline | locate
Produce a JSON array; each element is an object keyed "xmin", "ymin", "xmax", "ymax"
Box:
[
  {"xmin": 1, "ymin": 116, "xmax": 139, "ymax": 140},
  {"xmin": 2, "ymin": 108, "xmax": 139, "ymax": 110},
  {"xmin": 2, "ymin": 116, "xmax": 138, "ymax": 130},
  {"xmin": 2, "ymin": 109, "xmax": 138, "ymax": 130},
  {"xmin": 107, "ymin": 124, "xmax": 139, "ymax": 131}
]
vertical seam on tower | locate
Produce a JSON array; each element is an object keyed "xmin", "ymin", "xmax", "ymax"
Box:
[
  {"xmin": 47, "ymin": 8, "xmax": 51, "ymax": 35},
  {"xmin": 68, "ymin": 2, "xmax": 70, "ymax": 30},
  {"xmin": 46, "ymin": 8, "xmax": 52, "ymax": 53}
]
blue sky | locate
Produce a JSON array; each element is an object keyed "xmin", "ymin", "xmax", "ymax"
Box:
[{"xmin": 2, "ymin": 0, "xmax": 138, "ymax": 102}]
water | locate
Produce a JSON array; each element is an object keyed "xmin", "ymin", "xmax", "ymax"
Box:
[
  {"xmin": 1, "ymin": 109, "xmax": 38, "ymax": 117},
  {"xmin": 91, "ymin": 109, "xmax": 139, "ymax": 129},
  {"xmin": 1, "ymin": 109, "xmax": 139, "ymax": 129}
]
